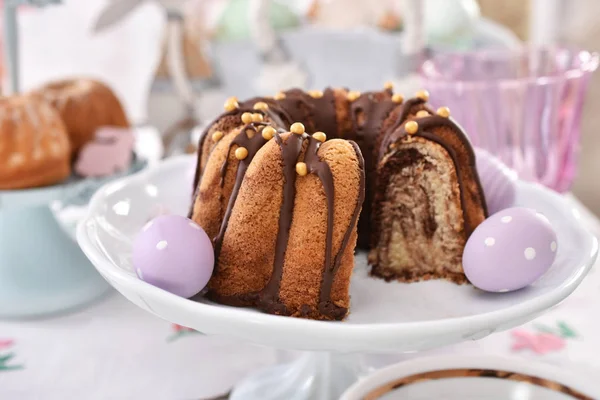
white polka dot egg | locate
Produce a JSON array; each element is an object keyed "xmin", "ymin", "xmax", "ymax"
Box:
[{"xmin": 463, "ymin": 207, "xmax": 558, "ymax": 292}]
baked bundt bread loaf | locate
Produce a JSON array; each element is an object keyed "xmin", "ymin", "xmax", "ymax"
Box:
[
  {"xmin": 0, "ymin": 95, "xmax": 71, "ymax": 189},
  {"xmin": 190, "ymin": 86, "xmax": 487, "ymax": 320},
  {"xmin": 34, "ymin": 79, "xmax": 129, "ymax": 155}
]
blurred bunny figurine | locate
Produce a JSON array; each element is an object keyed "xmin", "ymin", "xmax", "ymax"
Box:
[{"xmin": 75, "ymin": 127, "xmax": 135, "ymax": 177}]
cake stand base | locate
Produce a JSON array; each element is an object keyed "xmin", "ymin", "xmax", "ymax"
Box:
[
  {"xmin": 231, "ymin": 352, "xmax": 371, "ymax": 400},
  {"xmin": 0, "ymin": 205, "xmax": 110, "ymax": 318}
]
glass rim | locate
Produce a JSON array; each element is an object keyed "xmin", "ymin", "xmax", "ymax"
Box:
[{"xmin": 419, "ymin": 46, "xmax": 599, "ymax": 88}]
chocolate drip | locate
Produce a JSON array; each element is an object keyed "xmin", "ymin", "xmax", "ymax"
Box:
[
  {"xmin": 307, "ymin": 88, "xmax": 338, "ymax": 136},
  {"xmin": 347, "ymin": 91, "xmax": 397, "ymax": 248},
  {"xmin": 389, "ymin": 97, "xmax": 427, "ymax": 132},
  {"xmin": 192, "ymin": 108, "xmax": 244, "ymax": 192},
  {"xmin": 212, "ymin": 123, "xmax": 268, "ymax": 264},
  {"xmin": 348, "ymin": 91, "xmax": 396, "ymax": 178},
  {"xmin": 272, "ymin": 89, "xmax": 315, "ymax": 128},
  {"xmin": 258, "ymin": 133, "xmax": 305, "ymax": 313},
  {"xmin": 349, "ymin": 92, "xmax": 397, "ymax": 144},
  {"xmin": 301, "ymin": 137, "xmax": 336, "ymax": 316},
  {"xmin": 378, "ymin": 97, "xmax": 428, "ymax": 154},
  {"xmin": 389, "ymin": 115, "xmax": 488, "ymax": 236},
  {"xmin": 189, "ymin": 104, "xmax": 291, "ymax": 221},
  {"xmin": 317, "ymin": 141, "xmax": 366, "ymax": 319},
  {"xmin": 274, "ymin": 88, "xmax": 337, "ymax": 135},
  {"xmin": 239, "ymin": 97, "xmax": 292, "ymax": 128},
  {"xmin": 192, "ymin": 105, "xmax": 289, "ymax": 193}
]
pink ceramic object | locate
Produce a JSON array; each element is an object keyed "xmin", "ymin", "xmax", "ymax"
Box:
[
  {"xmin": 421, "ymin": 48, "xmax": 598, "ymax": 192},
  {"xmin": 75, "ymin": 126, "xmax": 135, "ymax": 177}
]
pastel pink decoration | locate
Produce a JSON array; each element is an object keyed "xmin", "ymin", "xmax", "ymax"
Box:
[
  {"xmin": 75, "ymin": 126, "xmax": 135, "ymax": 177},
  {"xmin": 511, "ymin": 330, "xmax": 565, "ymax": 354},
  {"xmin": 0, "ymin": 339, "xmax": 14, "ymax": 350}
]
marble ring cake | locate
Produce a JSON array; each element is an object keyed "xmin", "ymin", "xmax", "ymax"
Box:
[{"xmin": 190, "ymin": 85, "xmax": 487, "ymax": 320}]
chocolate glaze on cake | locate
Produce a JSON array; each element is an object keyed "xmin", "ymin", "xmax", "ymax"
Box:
[
  {"xmin": 200, "ymin": 128, "xmax": 364, "ymax": 320},
  {"xmin": 213, "ymin": 122, "xmax": 268, "ymax": 261},
  {"xmin": 344, "ymin": 90, "xmax": 411, "ymax": 247}
]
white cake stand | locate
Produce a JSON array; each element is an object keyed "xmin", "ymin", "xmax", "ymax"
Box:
[
  {"xmin": 0, "ymin": 158, "xmax": 146, "ymax": 318},
  {"xmin": 77, "ymin": 156, "xmax": 598, "ymax": 400}
]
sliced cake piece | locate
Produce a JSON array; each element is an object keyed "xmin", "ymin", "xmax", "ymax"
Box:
[{"xmin": 369, "ymin": 110, "xmax": 487, "ymax": 283}]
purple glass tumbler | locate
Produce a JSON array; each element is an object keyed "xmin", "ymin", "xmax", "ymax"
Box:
[{"xmin": 420, "ymin": 48, "xmax": 598, "ymax": 192}]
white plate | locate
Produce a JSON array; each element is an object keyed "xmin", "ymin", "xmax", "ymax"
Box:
[
  {"xmin": 77, "ymin": 155, "xmax": 597, "ymax": 353},
  {"xmin": 341, "ymin": 355, "xmax": 599, "ymax": 400}
]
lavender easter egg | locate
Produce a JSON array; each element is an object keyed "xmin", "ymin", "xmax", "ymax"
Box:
[
  {"xmin": 475, "ymin": 148, "xmax": 517, "ymax": 214},
  {"xmin": 463, "ymin": 207, "xmax": 558, "ymax": 292},
  {"xmin": 132, "ymin": 215, "xmax": 214, "ymax": 298}
]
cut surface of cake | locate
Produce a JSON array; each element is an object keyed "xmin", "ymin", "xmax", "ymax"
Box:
[
  {"xmin": 189, "ymin": 87, "xmax": 487, "ymax": 320},
  {"xmin": 370, "ymin": 112, "xmax": 487, "ymax": 283}
]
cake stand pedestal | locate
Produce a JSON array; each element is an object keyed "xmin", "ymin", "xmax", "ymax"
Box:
[
  {"xmin": 231, "ymin": 352, "xmax": 371, "ymax": 400},
  {"xmin": 0, "ymin": 204, "xmax": 111, "ymax": 318},
  {"xmin": 0, "ymin": 159, "xmax": 146, "ymax": 318},
  {"xmin": 76, "ymin": 156, "xmax": 598, "ymax": 399}
]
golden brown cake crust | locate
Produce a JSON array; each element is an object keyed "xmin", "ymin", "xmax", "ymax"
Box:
[
  {"xmin": 34, "ymin": 79, "xmax": 129, "ymax": 155},
  {"xmin": 196, "ymin": 128, "xmax": 365, "ymax": 320},
  {"xmin": 0, "ymin": 95, "xmax": 71, "ymax": 189}
]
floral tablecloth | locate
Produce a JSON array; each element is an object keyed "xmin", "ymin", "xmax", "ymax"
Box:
[{"xmin": 1, "ymin": 195, "xmax": 599, "ymax": 400}]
